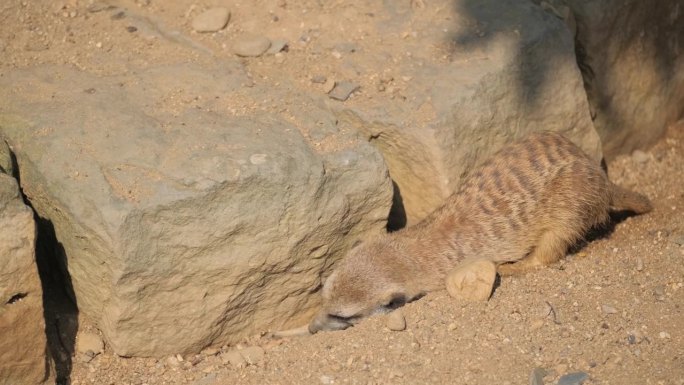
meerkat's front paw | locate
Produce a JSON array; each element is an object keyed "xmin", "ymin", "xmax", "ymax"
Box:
[{"xmin": 445, "ymin": 258, "xmax": 497, "ymax": 301}]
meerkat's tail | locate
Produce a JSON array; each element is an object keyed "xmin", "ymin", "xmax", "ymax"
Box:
[{"xmin": 609, "ymin": 183, "xmax": 653, "ymax": 214}]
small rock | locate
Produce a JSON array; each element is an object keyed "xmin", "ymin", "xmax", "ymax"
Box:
[
  {"xmin": 557, "ymin": 371, "xmax": 589, "ymax": 385},
  {"xmin": 202, "ymin": 347, "xmax": 220, "ymax": 357},
  {"xmin": 267, "ymin": 39, "xmax": 288, "ymax": 54},
  {"xmin": 529, "ymin": 367, "xmax": 546, "ymax": 385},
  {"xmin": 445, "ymin": 258, "xmax": 496, "ymax": 301},
  {"xmin": 192, "ymin": 7, "xmax": 231, "ymax": 33},
  {"xmin": 636, "ymin": 257, "xmax": 644, "ymax": 271},
  {"xmin": 320, "ymin": 375, "xmax": 334, "ymax": 384},
  {"xmin": 659, "ymin": 331, "xmax": 671, "ymax": 339},
  {"xmin": 240, "ymin": 346, "xmax": 265, "ymax": 365},
  {"xmin": 220, "ymin": 350, "xmax": 246, "ymax": 368},
  {"xmin": 322, "ymin": 78, "xmax": 336, "ymax": 93},
  {"xmin": 233, "ymin": 35, "xmax": 271, "ymax": 57},
  {"xmin": 386, "ymin": 309, "xmax": 407, "ymax": 331},
  {"xmin": 166, "ymin": 355, "xmax": 180, "ymax": 367},
  {"xmin": 601, "ymin": 304, "xmax": 617, "ymax": 314},
  {"xmin": 447, "ymin": 322, "xmax": 457, "ymax": 331},
  {"xmin": 631, "ymin": 149, "xmax": 650, "ymax": 163},
  {"xmin": 76, "ymin": 332, "xmax": 104, "ymax": 355},
  {"xmin": 328, "ymin": 81, "xmax": 360, "ymax": 101}
]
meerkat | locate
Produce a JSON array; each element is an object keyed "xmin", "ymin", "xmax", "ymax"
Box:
[{"xmin": 308, "ymin": 131, "xmax": 652, "ymax": 333}]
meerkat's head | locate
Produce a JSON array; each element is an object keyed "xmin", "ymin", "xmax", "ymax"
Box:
[{"xmin": 308, "ymin": 238, "xmax": 421, "ymax": 333}]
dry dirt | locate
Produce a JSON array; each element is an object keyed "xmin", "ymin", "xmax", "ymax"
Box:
[{"xmin": 1, "ymin": 1, "xmax": 682, "ymax": 385}]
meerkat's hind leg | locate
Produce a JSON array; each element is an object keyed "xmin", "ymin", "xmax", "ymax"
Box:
[
  {"xmin": 498, "ymin": 229, "xmax": 572, "ymax": 276},
  {"xmin": 446, "ymin": 258, "xmax": 497, "ymax": 301}
]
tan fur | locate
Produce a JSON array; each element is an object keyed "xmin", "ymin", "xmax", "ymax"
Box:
[{"xmin": 309, "ymin": 132, "xmax": 652, "ymax": 333}]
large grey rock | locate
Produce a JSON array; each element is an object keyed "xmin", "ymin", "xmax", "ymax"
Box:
[
  {"xmin": 565, "ymin": 0, "xmax": 684, "ymax": 157},
  {"xmin": 336, "ymin": 0, "xmax": 601, "ymax": 225},
  {"xmin": 0, "ymin": 64, "xmax": 392, "ymax": 357},
  {"xmin": 0, "ymin": 173, "xmax": 47, "ymax": 384}
]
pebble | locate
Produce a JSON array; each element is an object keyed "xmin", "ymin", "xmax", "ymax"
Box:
[
  {"xmin": 320, "ymin": 375, "xmax": 334, "ymax": 384},
  {"xmin": 386, "ymin": 309, "xmax": 406, "ymax": 331},
  {"xmin": 529, "ymin": 367, "xmax": 546, "ymax": 385},
  {"xmin": 445, "ymin": 258, "xmax": 497, "ymax": 301},
  {"xmin": 202, "ymin": 347, "xmax": 220, "ymax": 357},
  {"xmin": 192, "ymin": 7, "xmax": 231, "ymax": 33},
  {"xmin": 328, "ymin": 81, "xmax": 360, "ymax": 101},
  {"xmin": 631, "ymin": 149, "xmax": 650, "ymax": 163},
  {"xmin": 322, "ymin": 78, "xmax": 336, "ymax": 93},
  {"xmin": 76, "ymin": 332, "xmax": 104, "ymax": 355},
  {"xmin": 636, "ymin": 257, "xmax": 644, "ymax": 271},
  {"xmin": 166, "ymin": 355, "xmax": 180, "ymax": 367},
  {"xmin": 659, "ymin": 331, "xmax": 671, "ymax": 339},
  {"xmin": 557, "ymin": 371, "xmax": 589, "ymax": 385},
  {"xmin": 233, "ymin": 35, "xmax": 271, "ymax": 57},
  {"xmin": 267, "ymin": 39, "xmax": 288, "ymax": 54},
  {"xmin": 220, "ymin": 350, "xmax": 246, "ymax": 368},
  {"xmin": 240, "ymin": 346, "xmax": 265, "ymax": 365},
  {"xmin": 601, "ymin": 304, "xmax": 618, "ymax": 314}
]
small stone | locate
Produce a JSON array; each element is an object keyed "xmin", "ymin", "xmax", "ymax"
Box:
[
  {"xmin": 445, "ymin": 258, "xmax": 496, "ymax": 301},
  {"xmin": 166, "ymin": 356, "xmax": 180, "ymax": 367},
  {"xmin": 233, "ymin": 35, "xmax": 271, "ymax": 57},
  {"xmin": 192, "ymin": 8, "xmax": 231, "ymax": 33},
  {"xmin": 601, "ymin": 304, "xmax": 617, "ymax": 314},
  {"xmin": 529, "ymin": 367, "xmax": 546, "ymax": 385},
  {"xmin": 557, "ymin": 371, "xmax": 589, "ymax": 385},
  {"xmin": 636, "ymin": 257, "xmax": 644, "ymax": 271},
  {"xmin": 386, "ymin": 309, "xmax": 406, "ymax": 331},
  {"xmin": 447, "ymin": 323, "xmax": 457, "ymax": 331},
  {"xmin": 328, "ymin": 81, "xmax": 360, "ymax": 101},
  {"xmin": 320, "ymin": 375, "xmax": 334, "ymax": 384},
  {"xmin": 176, "ymin": 353, "xmax": 184, "ymax": 362},
  {"xmin": 220, "ymin": 350, "xmax": 246, "ymax": 368},
  {"xmin": 631, "ymin": 149, "xmax": 650, "ymax": 163},
  {"xmin": 76, "ymin": 332, "xmax": 104, "ymax": 355},
  {"xmin": 267, "ymin": 39, "xmax": 288, "ymax": 54},
  {"xmin": 659, "ymin": 331, "xmax": 671, "ymax": 339},
  {"xmin": 126, "ymin": 26, "xmax": 138, "ymax": 33},
  {"xmin": 249, "ymin": 153, "xmax": 268, "ymax": 165},
  {"xmin": 240, "ymin": 346, "xmax": 265, "ymax": 365},
  {"xmin": 202, "ymin": 347, "xmax": 220, "ymax": 356},
  {"xmin": 322, "ymin": 78, "xmax": 336, "ymax": 93}
]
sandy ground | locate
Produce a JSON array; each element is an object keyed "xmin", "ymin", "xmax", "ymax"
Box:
[{"xmin": 1, "ymin": 1, "xmax": 682, "ymax": 385}]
